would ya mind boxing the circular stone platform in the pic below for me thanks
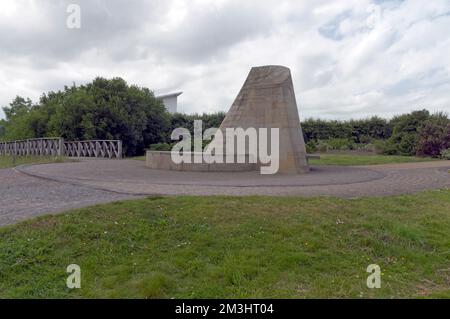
[16,159,450,198]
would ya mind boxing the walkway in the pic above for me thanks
[17,159,450,197]
[2,159,449,226]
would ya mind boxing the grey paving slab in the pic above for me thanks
[17,159,450,198]
[0,167,139,227]
[3,159,449,227]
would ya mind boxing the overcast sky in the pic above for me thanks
[1,0,449,120]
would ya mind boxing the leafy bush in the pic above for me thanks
[169,112,225,140]
[415,112,450,157]
[148,143,172,151]
[309,138,387,154]
[361,143,377,153]
[383,110,431,156]
[302,116,391,143]
[314,138,355,152]
[0,120,5,140]
[1,78,170,156]
[441,148,450,160]
[371,139,387,154]
[305,140,317,153]
[326,138,355,151]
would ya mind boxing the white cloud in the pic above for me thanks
[0,0,449,120]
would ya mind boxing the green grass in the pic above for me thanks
[133,153,440,166]
[0,155,66,169]
[1,190,449,298]
[309,154,440,166]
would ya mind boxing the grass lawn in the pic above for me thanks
[132,155,146,161]
[132,154,440,166]
[1,190,449,298]
[309,153,439,166]
[0,155,65,169]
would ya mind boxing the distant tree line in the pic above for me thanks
[301,116,392,143]
[302,110,450,158]
[0,77,448,158]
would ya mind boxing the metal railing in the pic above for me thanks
[63,140,122,159]
[0,138,63,157]
[0,138,122,159]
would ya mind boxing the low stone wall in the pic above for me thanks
[146,151,257,172]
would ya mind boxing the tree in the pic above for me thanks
[1,96,35,140]
[0,119,6,140]
[384,109,431,155]
[0,78,171,156]
[43,77,170,156]
[2,96,32,121]
[415,112,450,157]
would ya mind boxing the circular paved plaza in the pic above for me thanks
[17,159,450,197]
[2,158,449,226]
[0,167,137,226]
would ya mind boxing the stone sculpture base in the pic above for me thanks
[146,65,309,174]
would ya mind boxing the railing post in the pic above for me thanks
[13,141,17,165]
[58,138,64,157]
[117,140,122,159]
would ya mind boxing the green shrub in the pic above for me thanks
[315,140,328,152]
[361,143,377,153]
[358,135,372,144]
[383,110,431,156]
[149,143,172,151]
[371,139,387,154]
[440,148,450,160]
[416,112,450,157]
[301,116,391,143]
[312,139,383,154]
[1,80,170,156]
[314,138,355,152]
[327,138,355,151]
[305,140,317,153]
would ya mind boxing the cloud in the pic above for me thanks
[0,0,449,120]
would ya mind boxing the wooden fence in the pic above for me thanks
[0,138,122,159]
